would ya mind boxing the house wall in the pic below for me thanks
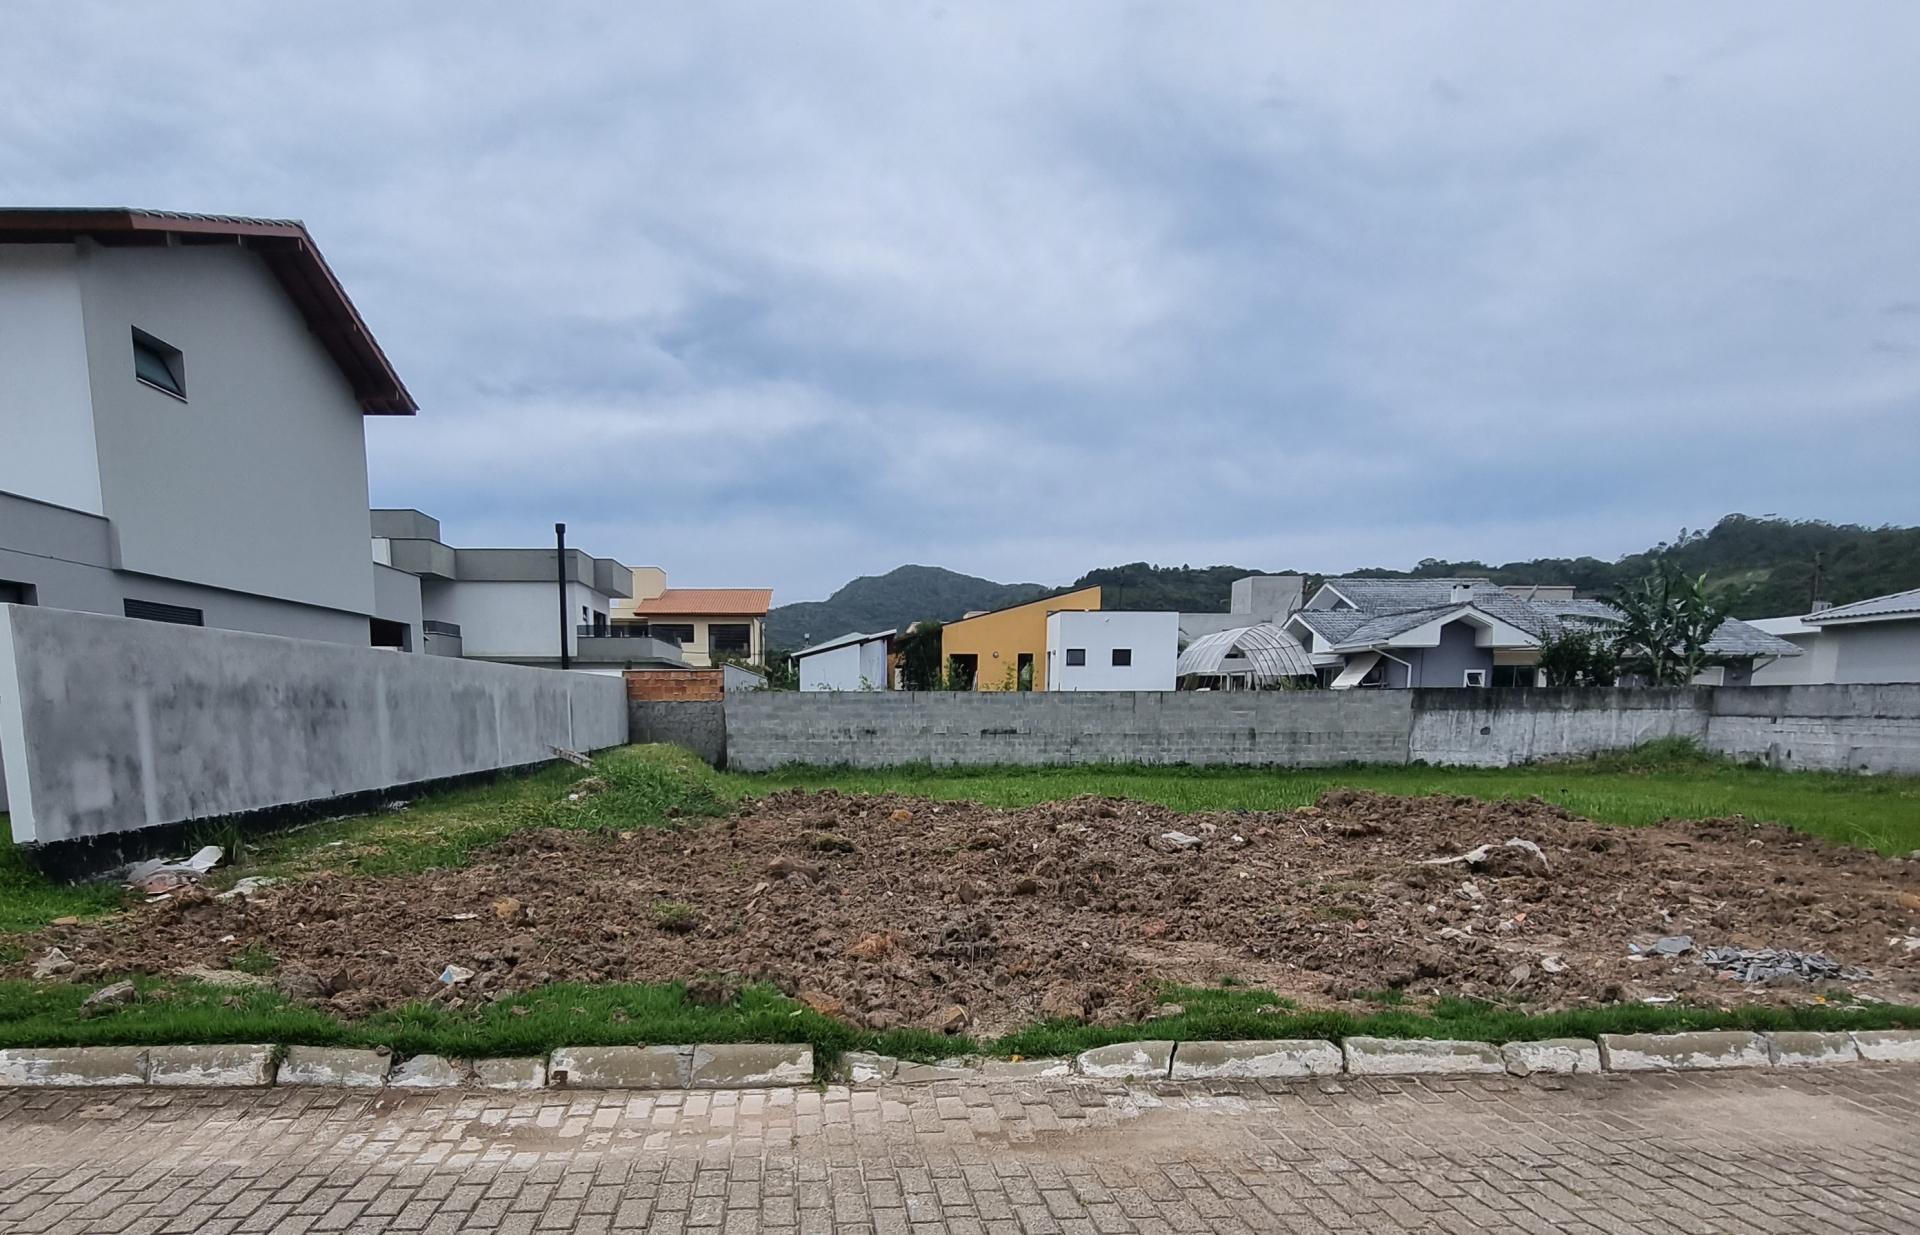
[372,563,424,648]
[1827,622,1920,684]
[0,246,103,515]
[0,604,626,844]
[422,579,611,661]
[1405,620,1493,687]
[74,243,377,618]
[798,640,885,691]
[1751,632,1827,685]
[1045,611,1178,691]
[942,586,1100,691]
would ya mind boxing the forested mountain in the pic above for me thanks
[765,566,1045,650]
[767,516,1920,649]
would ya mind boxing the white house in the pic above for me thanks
[1750,588,1920,685]
[795,630,892,691]
[1045,611,1178,691]
[372,509,682,670]
[0,207,422,646]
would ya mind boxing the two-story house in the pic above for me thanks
[1,207,423,645]
[611,569,772,667]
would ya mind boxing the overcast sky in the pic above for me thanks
[6,4,1917,602]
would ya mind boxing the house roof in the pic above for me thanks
[628,588,774,617]
[942,585,1102,627]
[1530,599,1802,659]
[1802,586,1920,626]
[1289,609,1371,643]
[794,629,892,658]
[0,207,415,415]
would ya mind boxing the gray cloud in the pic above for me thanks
[4,2,1915,600]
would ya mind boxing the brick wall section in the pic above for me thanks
[615,684,1920,774]
[626,669,724,702]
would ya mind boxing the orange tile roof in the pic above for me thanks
[629,588,773,617]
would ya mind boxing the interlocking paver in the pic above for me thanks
[0,1069,1916,1233]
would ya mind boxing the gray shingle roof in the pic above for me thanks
[1531,600,1801,658]
[1803,587,1920,625]
[1290,609,1371,642]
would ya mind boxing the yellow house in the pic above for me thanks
[940,586,1101,691]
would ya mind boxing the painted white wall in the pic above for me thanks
[798,637,887,691]
[1046,611,1179,691]
[0,246,103,514]
[1829,622,1920,683]
[75,243,376,616]
[422,579,611,660]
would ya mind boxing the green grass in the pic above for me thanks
[729,739,1920,855]
[1,976,1913,1071]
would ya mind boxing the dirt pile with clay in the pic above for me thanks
[20,789,1920,1036]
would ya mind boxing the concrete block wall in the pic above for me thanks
[1407,687,1711,767]
[722,690,1413,772]
[0,605,627,844]
[630,700,727,768]
[1705,684,1920,774]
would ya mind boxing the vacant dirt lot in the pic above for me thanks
[22,789,1920,1035]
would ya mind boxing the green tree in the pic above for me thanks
[1608,565,1730,686]
[1536,630,1619,688]
[894,621,946,690]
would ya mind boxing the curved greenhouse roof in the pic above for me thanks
[1176,623,1314,682]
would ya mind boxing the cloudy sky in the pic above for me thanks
[6,4,1917,602]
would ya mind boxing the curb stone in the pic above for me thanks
[1501,1039,1603,1076]
[279,1046,392,1088]
[1170,1040,1341,1080]
[1851,1030,1920,1063]
[1075,1041,1175,1080]
[146,1045,276,1087]
[1344,1037,1504,1076]
[0,1047,148,1087]
[1598,1031,1769,1072]
[3,1033,1916,1090]
[1767,1032,1859,1067]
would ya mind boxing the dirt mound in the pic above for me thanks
[19,790,1920,1035]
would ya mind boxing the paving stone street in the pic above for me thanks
[2,1068,1918,1234]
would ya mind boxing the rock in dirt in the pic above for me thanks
[685,977,738,1007]
[274,966,332,1002]
[929,1004,971,1034]
[1040,985,1088,1022]
[796,989,844,1018]
[767,856,821,883]
[805,831,856,853]
[1160,831,1203,850]
[492,897,524,921]
[848,932,895,960]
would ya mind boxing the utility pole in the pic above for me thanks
[556,522,571,670]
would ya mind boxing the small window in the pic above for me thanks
[1065,648,1086,666]
[124,598,203,626]
[1463,669,1488,687]
[709,623,751,655]
[131,328,185,399]
[1111,648,1132,667]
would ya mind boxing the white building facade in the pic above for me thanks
[795,631,891,691]
[1045,611,1179,691]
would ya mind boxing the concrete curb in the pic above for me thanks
[0,1031,1915,1090]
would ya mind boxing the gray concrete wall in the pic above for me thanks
[723,690,1414,771]
[1705,683,1920,774]
[1407,687,1711,766]
[629,701,728,767]
[0,605,626,844]
[700,684,1920,774]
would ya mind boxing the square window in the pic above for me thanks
[1111,648,1132,667]
[1065,648,1086,666]
[131,328,185,399]
[1463,669,1488,687]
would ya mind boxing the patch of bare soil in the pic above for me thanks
[18,790,1920,1036]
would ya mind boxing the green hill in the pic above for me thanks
[766,566,1046,650]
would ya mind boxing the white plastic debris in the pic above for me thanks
[1419,838,1548,871]
[438,964,475,985]
[216,876,280,902]
[1160,831,1203,849]
[124,846,225,893]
